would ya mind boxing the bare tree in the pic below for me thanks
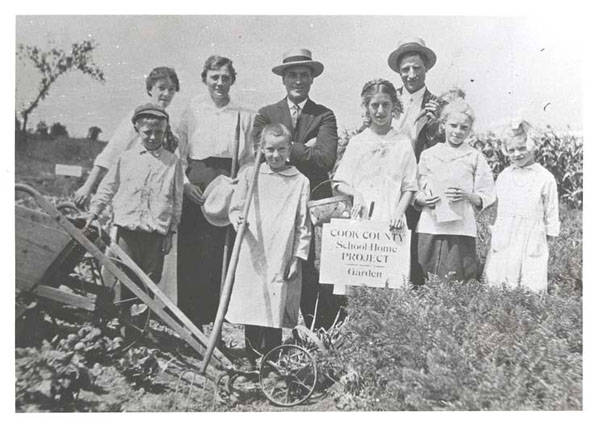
[16,39,105,133]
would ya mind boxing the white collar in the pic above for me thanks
[399,85,427,103]
[287,97,308,111]
[512,162,539,171]
[259,162,300,176]
[138,141,164,156]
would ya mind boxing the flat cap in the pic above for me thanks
[131,103,169,124]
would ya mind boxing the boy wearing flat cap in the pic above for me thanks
[88,103,184,296]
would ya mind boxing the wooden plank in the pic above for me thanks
[34,285,96,311]
[109,244,231,368]
[15,207,71,291]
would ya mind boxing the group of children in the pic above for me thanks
[412,99,559,290]
[83,66,560,358]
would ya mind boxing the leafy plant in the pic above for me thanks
[324,280,582,411]
[16,343,93,409]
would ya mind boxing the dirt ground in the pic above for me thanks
[15,302,339,412]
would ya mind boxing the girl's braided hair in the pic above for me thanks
[359,78,402,129]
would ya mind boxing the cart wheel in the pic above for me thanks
[226,370,260,398]
[259,344,317,407]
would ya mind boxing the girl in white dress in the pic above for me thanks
[333,79,418,294]
[483,120,560,292]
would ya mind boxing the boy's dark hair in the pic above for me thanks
[201,55,237,85]
[145,67,180,95]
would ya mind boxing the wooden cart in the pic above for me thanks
[15,183,318,407]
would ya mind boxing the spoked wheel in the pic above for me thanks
[226,370,261,398]
[259,344,317,407]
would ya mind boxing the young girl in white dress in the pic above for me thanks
[333,79,418,294]
[483,120,560,292]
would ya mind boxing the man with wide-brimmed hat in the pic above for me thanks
[388,37,444,286]
[251,48,342,340]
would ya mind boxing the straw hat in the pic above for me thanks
[272,48,324,77]
[387,37,437,72]
[201,175,236,227]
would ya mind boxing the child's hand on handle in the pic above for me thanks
[183,183,205,206]
[233,214,248,231]
[73,184,93,208]
[84,212,97,231]
[445,187,482,208]
[285,257,301,280]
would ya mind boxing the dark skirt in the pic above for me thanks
[417,233,480,283]
[300,236,347,330]
[177,157,232,326]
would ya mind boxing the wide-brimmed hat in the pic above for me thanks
[387,37,437,72]
[272,48,324,78]
[201,175,236,227]
[131,103,169,124]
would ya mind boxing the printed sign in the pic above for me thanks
[319,219,410,288]
[55,164,83,177]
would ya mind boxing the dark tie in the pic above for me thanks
[291,104,300,129]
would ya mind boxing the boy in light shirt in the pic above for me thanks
[88,103,184,297]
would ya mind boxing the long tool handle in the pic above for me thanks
[200,149,262,374]
[220,112,241,292]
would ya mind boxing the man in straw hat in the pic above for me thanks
[388,37,444,286]
[252,48,343,332]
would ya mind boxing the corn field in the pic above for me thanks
[471,129,583,209]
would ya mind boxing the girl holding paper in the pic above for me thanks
[332,79,418,293]
[414,99,495,282]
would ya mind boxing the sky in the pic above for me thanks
[15,15,583,139]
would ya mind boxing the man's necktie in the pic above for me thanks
[291,104,300,129]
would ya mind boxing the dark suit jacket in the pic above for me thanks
[252,98,338,200]
[400,87,445,230]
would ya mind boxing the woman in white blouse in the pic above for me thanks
[175,55,256,328]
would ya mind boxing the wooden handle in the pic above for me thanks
[220,112,242,292]
[200,150,262,373]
